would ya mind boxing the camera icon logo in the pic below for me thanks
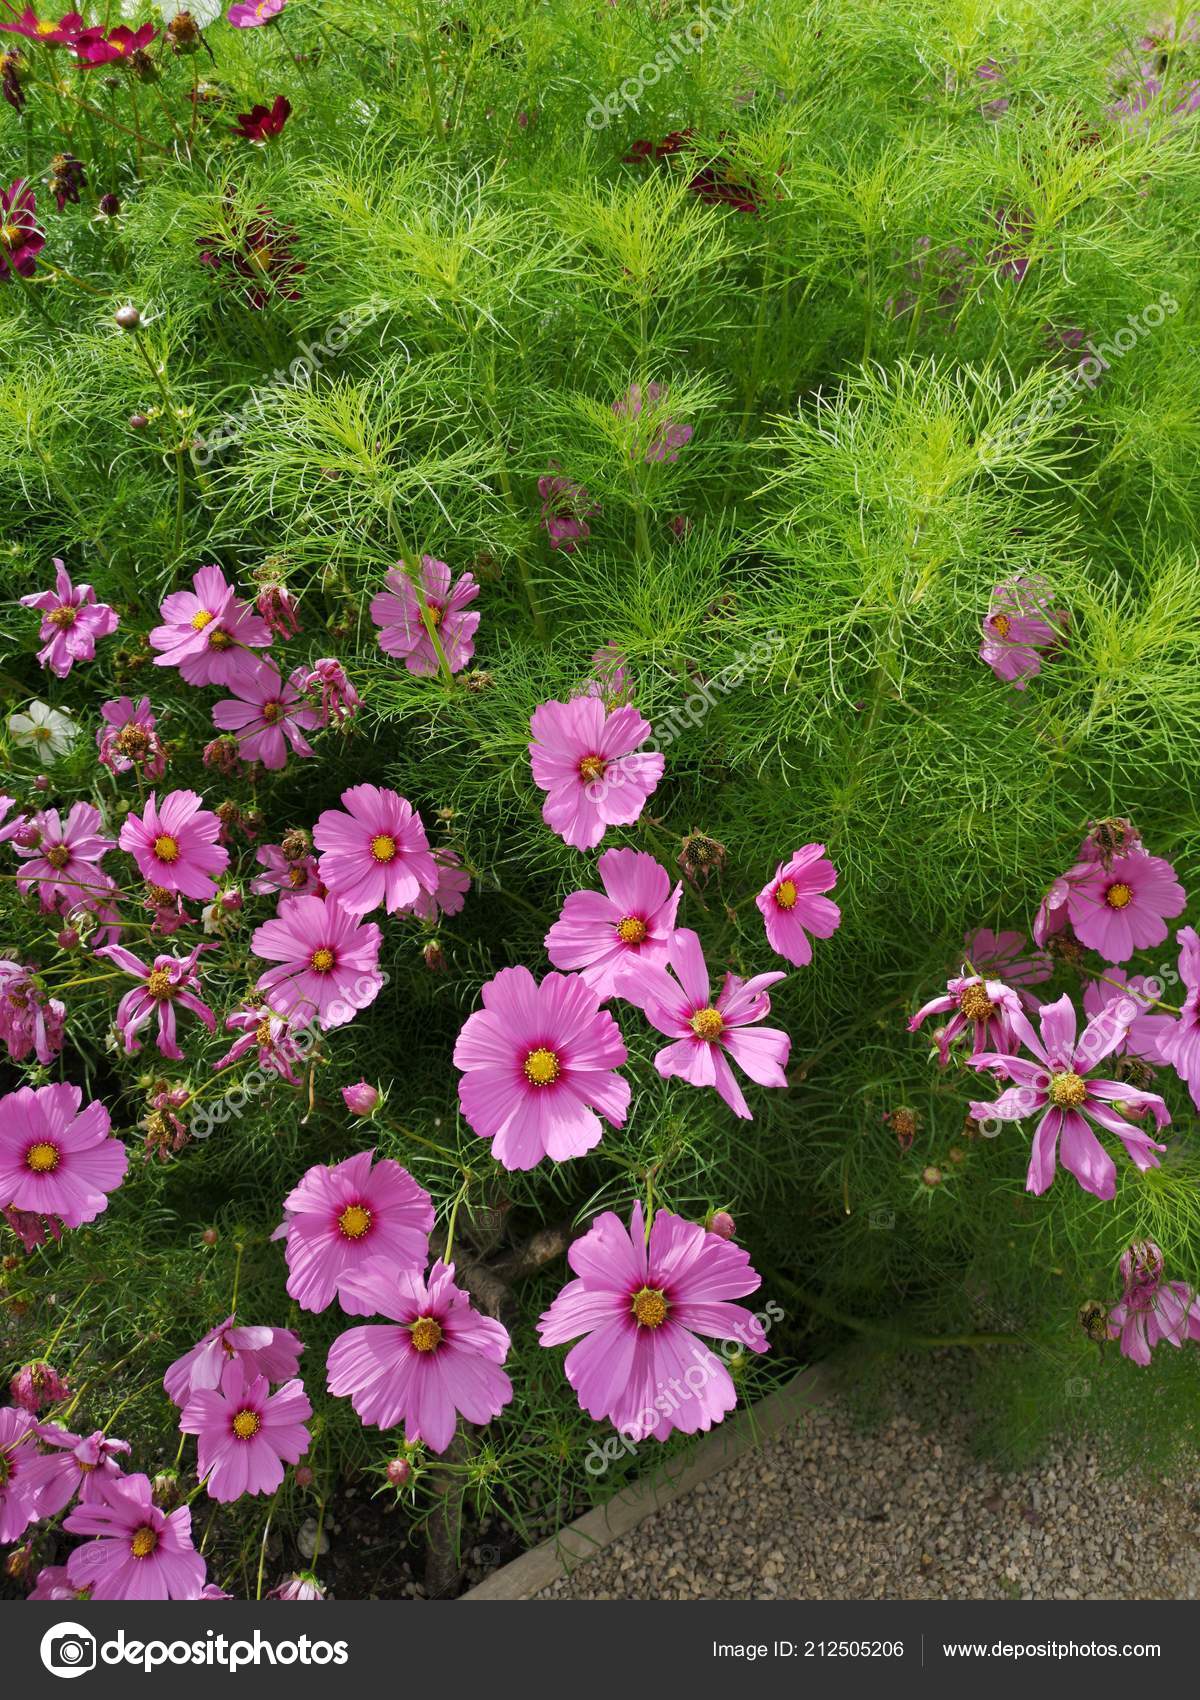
[40,1623,97,1679]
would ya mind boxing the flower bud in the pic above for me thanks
[386,1458,411,1487]
[130,413,150,429]
[920,1165,943,1188]
[294,1464,314,1488]
[114,304,142,331]
[201,1227,218,1246]
[708,1210,736,1240]
[341,1080,379,1117]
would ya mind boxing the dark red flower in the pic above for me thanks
[0,47,23,109]
[622,129,694,163]
[47,151,85,212]
[0,177,43,279]
[197,199,304,309]
[232,94,291,142]
[688,159,764,215]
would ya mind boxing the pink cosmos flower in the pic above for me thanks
[538,468,599,552]
[228,0,286,25]
[64,1471,206,1600]
[326,1259,513,1452]
[537,1202,768,1443]
[965,926,1052,999]
[1064,848,1186,962]
[453,965,631,1169]
[1107,1241,1200,1366]
[97,940,215,1059]
[0,1082,127,1228]
[1156,925,1200,1111]
[612,381,694,462]
[251,842,324,898]
[0,960,65,1065]
[529,696,665,851]
[272,1150,434,1314]
[268,1572,326,1600]
[576,641,633,707]
[968,992,1169,1199]
[10,1360,69,1412]
[73,21,156,65]
[119,789,229,900]
[369,556,481,676]
[180,1360,312,1502]
[756,844,841,968]
[211,661,321,770]
[1081,969,1173,1064]
[545,847,682,997]
[979,575,1067,688]
[251,896,383,1030]
[97,695,166,779]
[909,973,1023,1065]
[21,559,118,677]
[617,929,789,1120]
[407,848,470,921]
[12,801,113,909]
[313,786,438,916]
[149,564,271,690]
[30,1426,130,1515]
[28,1564,85,1601]
[164,1315,304,1407]
[0,1407,43,1544]
[215,1001,307,1085]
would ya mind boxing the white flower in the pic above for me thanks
[8,701,78,762]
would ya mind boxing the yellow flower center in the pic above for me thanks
[191,609,214,631]
[208,628,232,650]
[616,915,647,945]
[310,947,335,972]
[287,867,307,887]
[36,20,59,35]
[1049,1070,1087,1108]
[232,1409,261,1440]
[578,754,606,783]
[0,221,22,249]
[153,834,180,863]
[959,982,997,1022]
[256,1017,273,1046]
[425,601,443,628]
[26,1142,60,1173]
[370,834,397,863]
[1106,882,1133,909]
[774,878,797,911]
[115,724,150,758]
[631,1287,668,1329]
[338,1203,372,1240]
[523,1047,560,1086]
[410,1316,443,1352]
[991,612,1012,638]
[147,969,174,999]
[47,605,77,628]
[690,1006,724,1041]
[130,1525,158,1559]
[46,843,71,869]
[261,700,282,724]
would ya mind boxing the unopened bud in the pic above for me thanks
[114,304,142,331]
[708,1210,736,1240]
[386,1458,411,1487]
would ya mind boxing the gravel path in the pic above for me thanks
[537,1362,1200,1601]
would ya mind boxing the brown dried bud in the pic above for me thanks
[678,830,727,887]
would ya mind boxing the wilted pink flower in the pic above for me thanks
[12,801,113,909]
[303,657,361,724]
[254,579,301,636]
[756,844,841,968]
[1064,848,1185,962]
[965,927,1052,999]
[211,660,321,771]
[164,1315,304,1408]
[65,1471,206,1600]
[313,786,437,916]
[268,1572,326,1600]
[529,696,664,851]
[618,929,790,1121]
[327,1260,512,1452]
[251,842,324,898]
[29,1426,130,1515]
[97,940,216,1060]
[406,848,470,922]
[149,564,272,690]
[968,992,1169,1199]
[545,847,681,998]
[97,696,166,779]
[576,641,633,707]
[370,557,480,676]
[1108,1241,1200,1366]
[119,789,229,899]
[0,1407,43,1544]
[252,895,382,1030]
[272,1150,434,1313]
[3,1204,64,1254]
[979,576,1067,688]
[0,960,65,1065]
[538,468,599,552]
[215,1001,307,1085]
[180,1360,312,1502]
[909,973,1023,1066]
[9,1360,69,1413]
[537,1203,767,1442]
[1156,925,1200,1110]
[0,1081,127,1228]
[454,965,630,1169]
[21,559,118,677]
[1081,969,1173,1064]
[612,381,693,462]
[341,1080,379,1116]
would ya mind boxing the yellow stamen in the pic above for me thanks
[1106,883,1133,909]
[959,982,996,1022]
[232,1409,261,1440]
[631,1287,668,1329]
[207,628,232,650]
[310,947,335,972]
[338,1203,371,1240]
[991,612,1012,638]
[523,1047,560,1086]
[370,834,397,863]
[47,605,77,628]
[261,700,282,724]
[690,1006,723,1041]
[190,609,214,631]
[425,601,443,628]
[1049,1071,1087,1108]
[26,1142,60,1173]
[130,1525,158,1559]
[153,834,180,864]
[147,969,174,999]
[578,754,606,783]
[410,1316,442,1352]
[45,844,71,869]
[774,879,797,911]
[616,915,647,945]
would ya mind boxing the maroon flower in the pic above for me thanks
[1,48,23,110]
[0,178,43,280]
[232,94,291,142]
[688,159,764,215]
[47,152,85,212]
[622,129,694,163]
[197,198,304,309]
